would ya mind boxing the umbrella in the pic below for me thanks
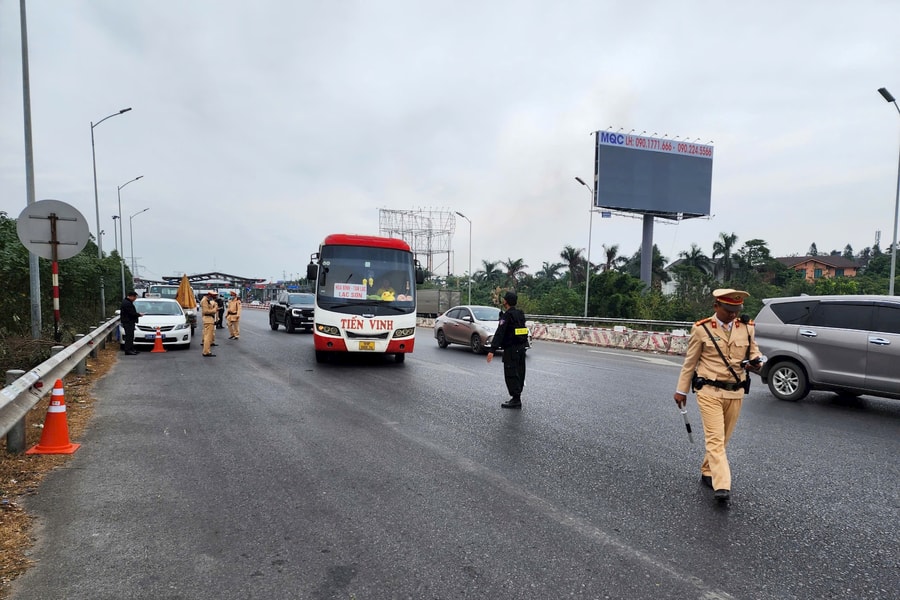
[174,274,196,310]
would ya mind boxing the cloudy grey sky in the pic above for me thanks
[2,0,899,283]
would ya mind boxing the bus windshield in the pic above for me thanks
[148,285,179,300]
[315,245,416,314]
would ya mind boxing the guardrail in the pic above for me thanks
[417,314,695,355]
[1,316,120,453]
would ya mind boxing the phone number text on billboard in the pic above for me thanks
[598,131,713,159]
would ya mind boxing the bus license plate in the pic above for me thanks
[358,341,375,351]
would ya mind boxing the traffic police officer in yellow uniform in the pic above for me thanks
[674,289,764,503]
[200,290,219,357]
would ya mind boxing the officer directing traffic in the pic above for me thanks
[487,290,529,409]
[674,288,765,504]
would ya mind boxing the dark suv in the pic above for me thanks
[754,295,900,402]
[269,292,315,333]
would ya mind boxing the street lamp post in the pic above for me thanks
[878,87,900,296]
[454,211,472,304]
[117,175,143,298]
[129,207,150,277]
[111,216,120,297]
[575,176,595,317]
[91,107,132,317]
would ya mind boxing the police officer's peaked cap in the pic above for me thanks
[713,288,749,312]
[503,290,518,305]
[208,290,218,295]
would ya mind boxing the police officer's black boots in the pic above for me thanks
[501,396,522,409]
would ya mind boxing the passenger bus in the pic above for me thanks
[306,234,424,363]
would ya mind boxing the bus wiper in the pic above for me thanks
[344,273,354,283]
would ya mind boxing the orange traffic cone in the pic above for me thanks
[26,379,80,455]
[151,327,166,353]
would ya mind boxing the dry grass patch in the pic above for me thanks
[0,343,118,599]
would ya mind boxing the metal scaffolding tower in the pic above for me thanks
[378,208,456,277]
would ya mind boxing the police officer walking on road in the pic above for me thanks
[487,290,529,409]
[674,289,765,504]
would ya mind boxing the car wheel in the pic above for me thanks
[285,314,295,333]
[269,312,279,330]
[767,361,809,402]
[394,353,406,363]
[436,330,449,348]
[470,333,483,354]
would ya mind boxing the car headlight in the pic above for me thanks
[316,324,340,336]
[393,327,416,338]
[291,309,301,316]
[174,323,189,331]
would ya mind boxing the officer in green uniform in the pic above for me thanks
[487,290,529,409]
[674,289,765,504]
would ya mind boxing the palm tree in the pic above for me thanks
[601,243,626,273]
[536,261,564,280]
[559,245,585,286]
[712,232,739,283]
[474,260,502,285]
[678,243,711,273]
[501,258,529,286]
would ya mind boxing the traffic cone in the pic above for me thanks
[26,379,80,455]
[151,327,166,353]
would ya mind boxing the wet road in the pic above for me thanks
[11,309,899,599]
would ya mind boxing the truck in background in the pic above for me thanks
[415,289,461,318]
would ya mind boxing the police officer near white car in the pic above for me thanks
[674,288,766,504]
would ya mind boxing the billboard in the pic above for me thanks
[593,131,713,219]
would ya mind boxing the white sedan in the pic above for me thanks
[118,298,192,349]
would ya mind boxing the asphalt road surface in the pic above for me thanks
[10,309,899,600]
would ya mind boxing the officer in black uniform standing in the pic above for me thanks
[486,290,529,409]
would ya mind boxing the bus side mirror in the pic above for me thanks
[307,262,317,281]
[415,268,425,285]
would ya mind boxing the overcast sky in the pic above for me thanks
[2,1,899,283]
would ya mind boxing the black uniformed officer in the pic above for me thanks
[487,290,529,409]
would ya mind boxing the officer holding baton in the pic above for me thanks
[674,289,764,504]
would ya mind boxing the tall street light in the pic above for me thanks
[454,211,472,304]
[91,106,132,317]
[878,87,900,296]
[111,216,120,296]
[575,176,595,317]
[129,207,150,277]
[117,175,143,298]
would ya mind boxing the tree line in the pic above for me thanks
[0,210,133,342]
[430,232,899,321]
[2,208,897,345]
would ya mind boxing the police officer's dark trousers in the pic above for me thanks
[502,344,527,400]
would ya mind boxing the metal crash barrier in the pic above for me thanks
[1,317,120,453]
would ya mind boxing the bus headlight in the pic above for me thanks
[393,327,416,338]
[316,324,340,336]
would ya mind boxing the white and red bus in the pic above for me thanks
[306,234,425,363]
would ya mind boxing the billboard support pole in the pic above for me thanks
[640,215,654,289]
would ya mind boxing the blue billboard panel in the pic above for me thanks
[593,132,713,219]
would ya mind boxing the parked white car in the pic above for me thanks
[118,298,192,349]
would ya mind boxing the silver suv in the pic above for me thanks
[753,295,900,401]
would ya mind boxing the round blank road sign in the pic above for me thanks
[16,199,90,260]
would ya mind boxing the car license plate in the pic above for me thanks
[358,341,375,351]
[144,334,155,340]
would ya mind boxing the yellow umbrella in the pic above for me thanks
[174,274,196,310]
